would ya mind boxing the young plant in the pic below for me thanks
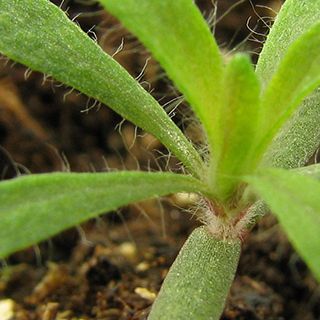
[0,0,320,319]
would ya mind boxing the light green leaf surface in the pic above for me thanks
[256,0,320,85]
[212,54,260,201]
[257,23,320,157]
[293,164,320,180]
[261,90,320,169]
[99,0,224,153]
[247,168,320,281]
[149,227,241,320]
[0,171,208,259]
[0,0,203,177]
[257,0,320,169]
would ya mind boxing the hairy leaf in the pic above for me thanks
[257,0,320,169]
[257,23,320,158]
[212,54,260,201]
[247,169,320,281]
[99,0,224,154]
[149,227,241,320]
[261,90,320,169]
[0,0,203,177]
[293,164,320,180]
[256,0,320,84]
[0,172,208,258]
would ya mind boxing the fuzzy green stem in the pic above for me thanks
[148,227,241,320]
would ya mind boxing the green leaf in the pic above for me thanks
[261,90,320,169]
[256,0,320,85]
[293,164,320,180]
[256,23,320,158]
[0,0,203,177]
[246,168,320,281]
[211,54,260,201]
[99,0,224,155]
[244,162,320,227]
[0,171,208,259]
[256,0,320,169]
[149,227,241,320]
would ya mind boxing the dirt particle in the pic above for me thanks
[42,302,59,320]
[136,262,150,272]
[134,287,156,302]
[118,242,137,260]
[0,299,15,320]
[27,263,70,304]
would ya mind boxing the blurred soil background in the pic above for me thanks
[0,0,319,319]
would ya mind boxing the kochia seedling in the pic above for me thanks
[0,1,320,319]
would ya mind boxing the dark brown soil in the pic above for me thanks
[1,1,319,319]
